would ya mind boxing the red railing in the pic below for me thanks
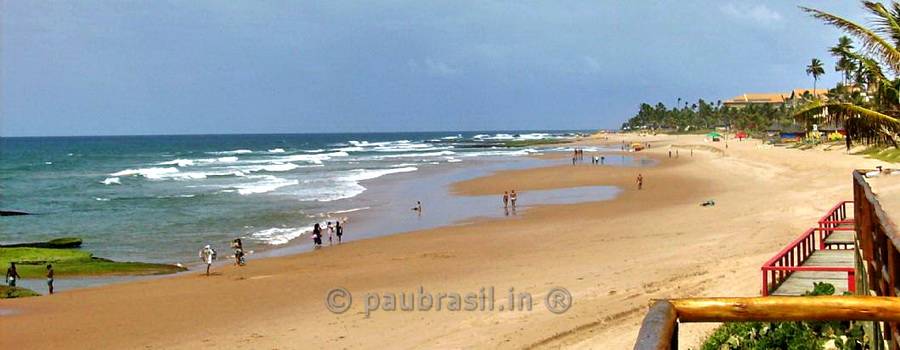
[761,227,856,296]
[817,201,854,249]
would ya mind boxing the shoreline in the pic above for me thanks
[3,133,889,349]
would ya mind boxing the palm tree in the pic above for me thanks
[830,36,857,85]
[806,58,826,92]
[797,1,900,149]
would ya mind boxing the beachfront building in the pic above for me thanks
[722,89,828,109]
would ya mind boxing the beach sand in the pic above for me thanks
[1,134,889,349]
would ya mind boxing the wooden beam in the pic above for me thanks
[633,301,677,350]
[670,296,900,322]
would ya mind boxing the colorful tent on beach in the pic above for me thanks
[735,131,748,140]
[706,132,722,141]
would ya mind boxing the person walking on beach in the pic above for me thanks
[312,223,323,247]
[637,174,644,190]
[600,156,605,165]
[231,238,245,266]
[510,190,518,207]
[199,245,216,276]
[46,264,54,294]
[502,191,509,208]
[6,262,21,287]
[335,221,344,244]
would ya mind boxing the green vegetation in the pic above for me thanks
[0,285,41,299]
[794,1,900,150]
[0,247,186,278]
[700,283,867,350]
[0,237,83,249]
[856,146,900,163]
[502,139,571,147]
[620,98,801,135]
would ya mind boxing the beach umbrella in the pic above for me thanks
[735,131,748,139]
[706,132,722,138]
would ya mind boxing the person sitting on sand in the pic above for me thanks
[6,262,21,287]
[312,223,323,247]
[199,245,216,276]
[510,190,518,207]
[637,174,643,190]
[335,221,344,244]
[46,264,54,294]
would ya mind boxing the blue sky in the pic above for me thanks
[1,1,868,136]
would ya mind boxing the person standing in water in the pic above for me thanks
[6,262,20,287]
[199,245,216,276]
[637,174,644,190]
[46,264,54,294]
[510,190,518,207]
[413,201,422,213]
[335,221,344,244]
[502,191,509,208]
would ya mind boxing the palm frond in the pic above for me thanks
[794,101,900,145]
[863,1,900,48]
[801,6,900,74]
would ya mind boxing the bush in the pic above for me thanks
[699,283,868,350]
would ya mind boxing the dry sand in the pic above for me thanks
[1,134,890,349]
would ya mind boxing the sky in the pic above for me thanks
[0,1,871,137]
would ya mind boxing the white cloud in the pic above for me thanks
[720,3,782,25]
[408,58,460,77]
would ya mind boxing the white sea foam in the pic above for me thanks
[329,207,370,214]
[276,151,349,164]
[208,149,253,155]
[231,175,299,195]
[44,161,53,165]
[94,197,110,201]
[110,167,180,179]
[159,159,195,167]
[446,158,462,163]
[268,148,286,153]
[375,151,455,159]
[101,177,121,185]
[250,226,311,245]
[341,167,418,182]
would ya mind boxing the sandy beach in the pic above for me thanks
[1,133,889,349]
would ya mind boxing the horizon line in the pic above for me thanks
[0,127,605,139]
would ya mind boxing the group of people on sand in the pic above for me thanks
[502,190,519,215]
[6,262,53,295]
[197,237,248,276]
[312,220,344,248]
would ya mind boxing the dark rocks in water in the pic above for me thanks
[0,210,31,216]
[0,237,83,249]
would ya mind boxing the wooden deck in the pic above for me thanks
[771,250,855,296]
[824,230,855,247]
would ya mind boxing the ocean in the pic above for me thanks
[1,131,607,265]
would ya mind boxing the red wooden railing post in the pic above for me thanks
[848,270,856,293]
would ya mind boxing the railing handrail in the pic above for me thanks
[761,227,816,267]
[817,200,853,224]
[634,296,900,350]
[762,265,854,272]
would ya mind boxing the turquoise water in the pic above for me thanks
[1,131,603,264]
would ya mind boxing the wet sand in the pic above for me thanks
[1,133,890,349]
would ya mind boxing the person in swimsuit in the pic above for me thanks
[510,190,518,207]
[327,221,334,245]
[199,245,216,276]
[502,191,509,208]
[637,174,643,190]
[46,264,54,294]
[6,262,20,287]
[335,221,344,244]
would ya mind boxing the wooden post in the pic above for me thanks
[634,301,678,350]
[670,296,900,322]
